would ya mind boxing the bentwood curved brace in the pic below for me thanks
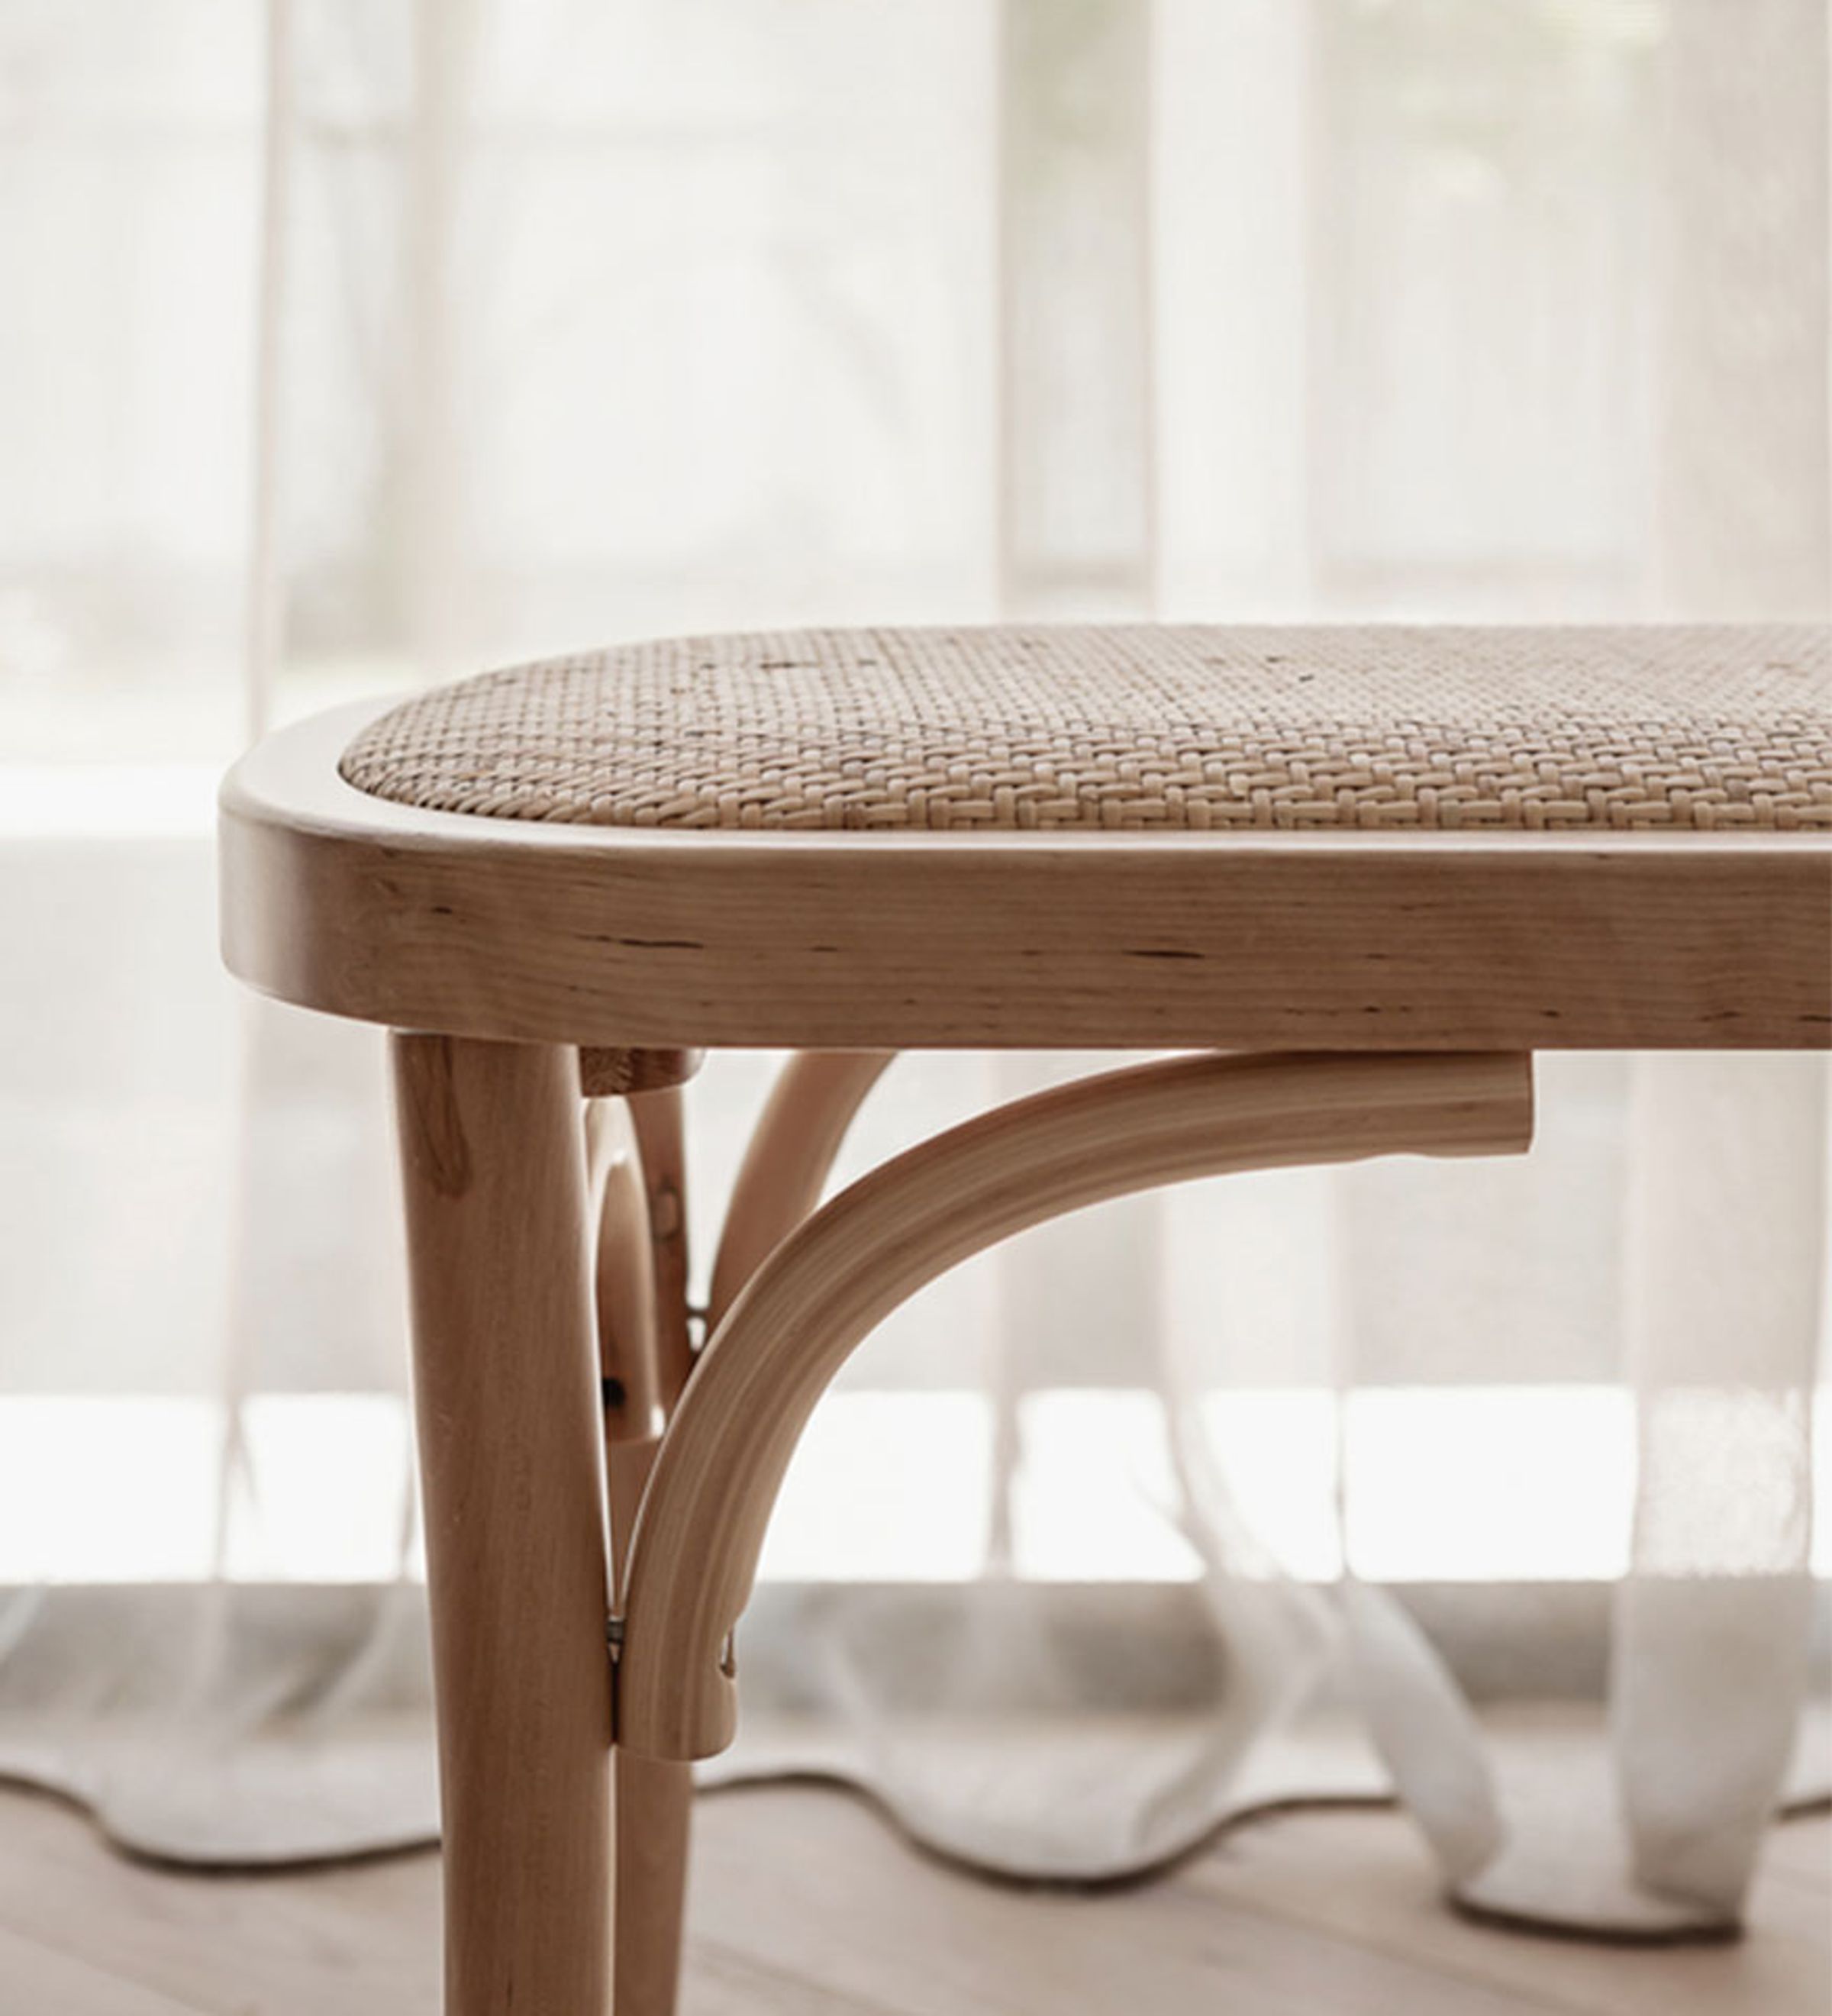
[707,1049,898,1330]
[218,621,1829,2014]
[615,1047,1534,1762]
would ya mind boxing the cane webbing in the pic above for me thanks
[338,624,1830,832]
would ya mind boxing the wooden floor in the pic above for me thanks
[0,1783,1823,2015]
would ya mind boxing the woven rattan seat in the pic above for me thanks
[221,615,1832,2001]
[338,623,1831,834]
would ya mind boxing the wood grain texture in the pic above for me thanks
[0,1784,1820,2016]
[589,1096,665,1554]
[591,1094,693,2014]
[391,1035,613,2015]
[708,1050,896,1328]
[221,703,1832,1053]
[580,1047,704,1098]
[0,1922,198,2016]
[619,1049,1534,1760]
[614,1750,693,2016]
[628,1085,695,1408]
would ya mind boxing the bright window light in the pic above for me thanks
[1340,1386,1635,1584]
[225,1395,421,1584]
[759,1392,992,1582]
[0,1395,418,1585]
[1011,1389,1205,1583]
[0,766,220,837]
[0,1387,1824,1585]
[0,1398,222,1583]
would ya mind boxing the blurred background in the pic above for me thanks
[0,0,1825,1938]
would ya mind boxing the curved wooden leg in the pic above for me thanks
[592,1090,692,2016]
[708,1049,896,1327]
[589,1097,665,1551]
[392,1034,612,2016]
[629,1085,694,1406]
[618,1048,1535,1762]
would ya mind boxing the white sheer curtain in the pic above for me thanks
[0,0,1825,1941]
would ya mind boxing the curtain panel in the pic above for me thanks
[0,0,1825,1939]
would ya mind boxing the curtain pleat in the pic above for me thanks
[0,0,1822,1940]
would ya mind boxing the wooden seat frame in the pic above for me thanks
[220,691,1829,2015]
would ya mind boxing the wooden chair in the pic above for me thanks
[218,622,1830,2014]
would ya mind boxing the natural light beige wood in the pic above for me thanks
[580,1047,703,1098]
[612,1752,692,2016]
[618,1048,1534,1760]
[708,1049,896,1327]
[6,1780,1820,2016]
[589,1093,695,2016]
[627,1085,695,1408]
[391,1034,614,2016]
[216,638,1831,2013]
[220,702,1832,1053]
[589,1097,664,1551]
[0,1919,198,2016]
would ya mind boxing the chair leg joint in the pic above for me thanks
[606,1612,625,1738]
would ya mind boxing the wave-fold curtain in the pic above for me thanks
[0,0,1825,1941]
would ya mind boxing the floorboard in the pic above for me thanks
[0,1785,1821,2015]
